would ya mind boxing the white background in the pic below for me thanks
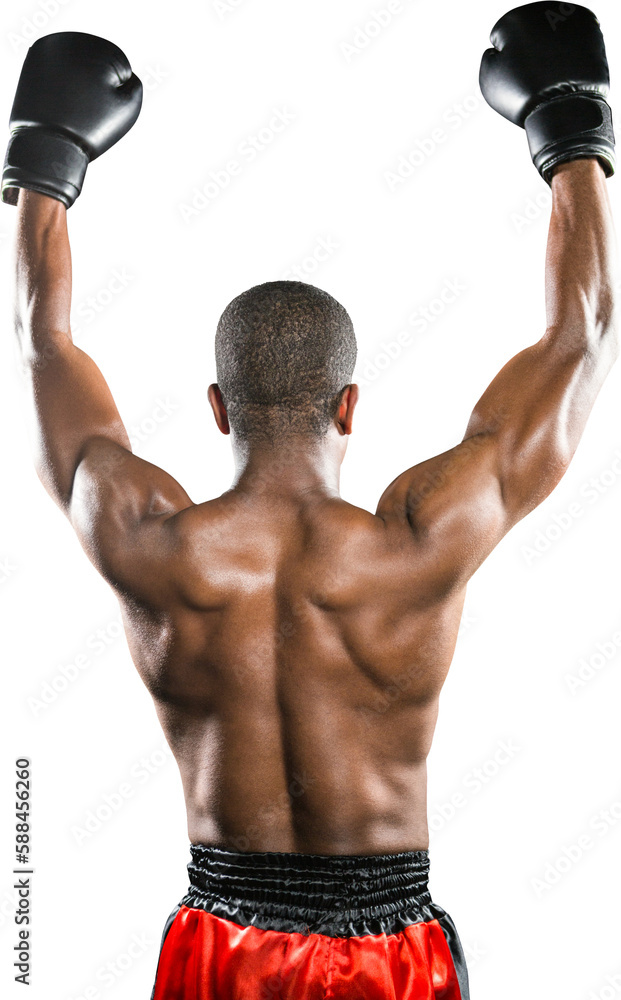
[1,1,621,998]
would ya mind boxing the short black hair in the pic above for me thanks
[215,280,357,441]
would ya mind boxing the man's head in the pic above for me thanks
[210,280,358,446]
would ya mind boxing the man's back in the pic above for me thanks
[119,488,466,853]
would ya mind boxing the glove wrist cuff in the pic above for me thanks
[525,93,615,185]
[1,128,89,208]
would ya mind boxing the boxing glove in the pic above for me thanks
[479,3,615,183]
[2,32,142,208]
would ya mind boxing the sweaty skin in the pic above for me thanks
[12,158,618,854]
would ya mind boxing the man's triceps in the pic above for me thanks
[380,331,609,587]
[469,333,615,525]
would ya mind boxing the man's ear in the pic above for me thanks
[208,383,230,435]
[336,384,359,435]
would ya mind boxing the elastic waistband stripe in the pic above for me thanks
[179,844,440,936]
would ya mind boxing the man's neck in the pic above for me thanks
[230,432,343,500]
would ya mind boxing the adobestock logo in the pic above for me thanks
[510,187,552,234]
[212,0,249,19]
[531,792,621,899]
[128,396,180,451]
[586,971,621,1000]
[66,931,155,998]
[356,278,467,388]
[26,613,124,717]
[339,1,412,63]
[71,267,134,341]
[428,739,521,838]
[280,236,340,281]
[178,108,296,223]
[384,90,484,191]
[0,556,17,585]
[7,0,73,54]
[521,448,621,566]
[71,744,174,847]
[564,626,621,696]
[545,3,579,30]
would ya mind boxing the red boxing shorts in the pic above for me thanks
[151,844,469,999]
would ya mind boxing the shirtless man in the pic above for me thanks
[3,5,618,998]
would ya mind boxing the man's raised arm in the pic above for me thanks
[13,190,191,522]
[6,33,191,597]
[377,3,619,588]
[465,155,618,510]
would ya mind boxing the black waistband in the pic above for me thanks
[180,843,448,937]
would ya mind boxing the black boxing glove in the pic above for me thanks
[479,2,615,183]
[2,32,142,208]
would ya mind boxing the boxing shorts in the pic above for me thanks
[151,843,469,999]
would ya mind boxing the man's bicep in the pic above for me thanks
[464,333,608,522]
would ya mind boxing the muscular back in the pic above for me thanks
[64,292,615,855]
[117,491,467,854]
[14,166,616,856]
